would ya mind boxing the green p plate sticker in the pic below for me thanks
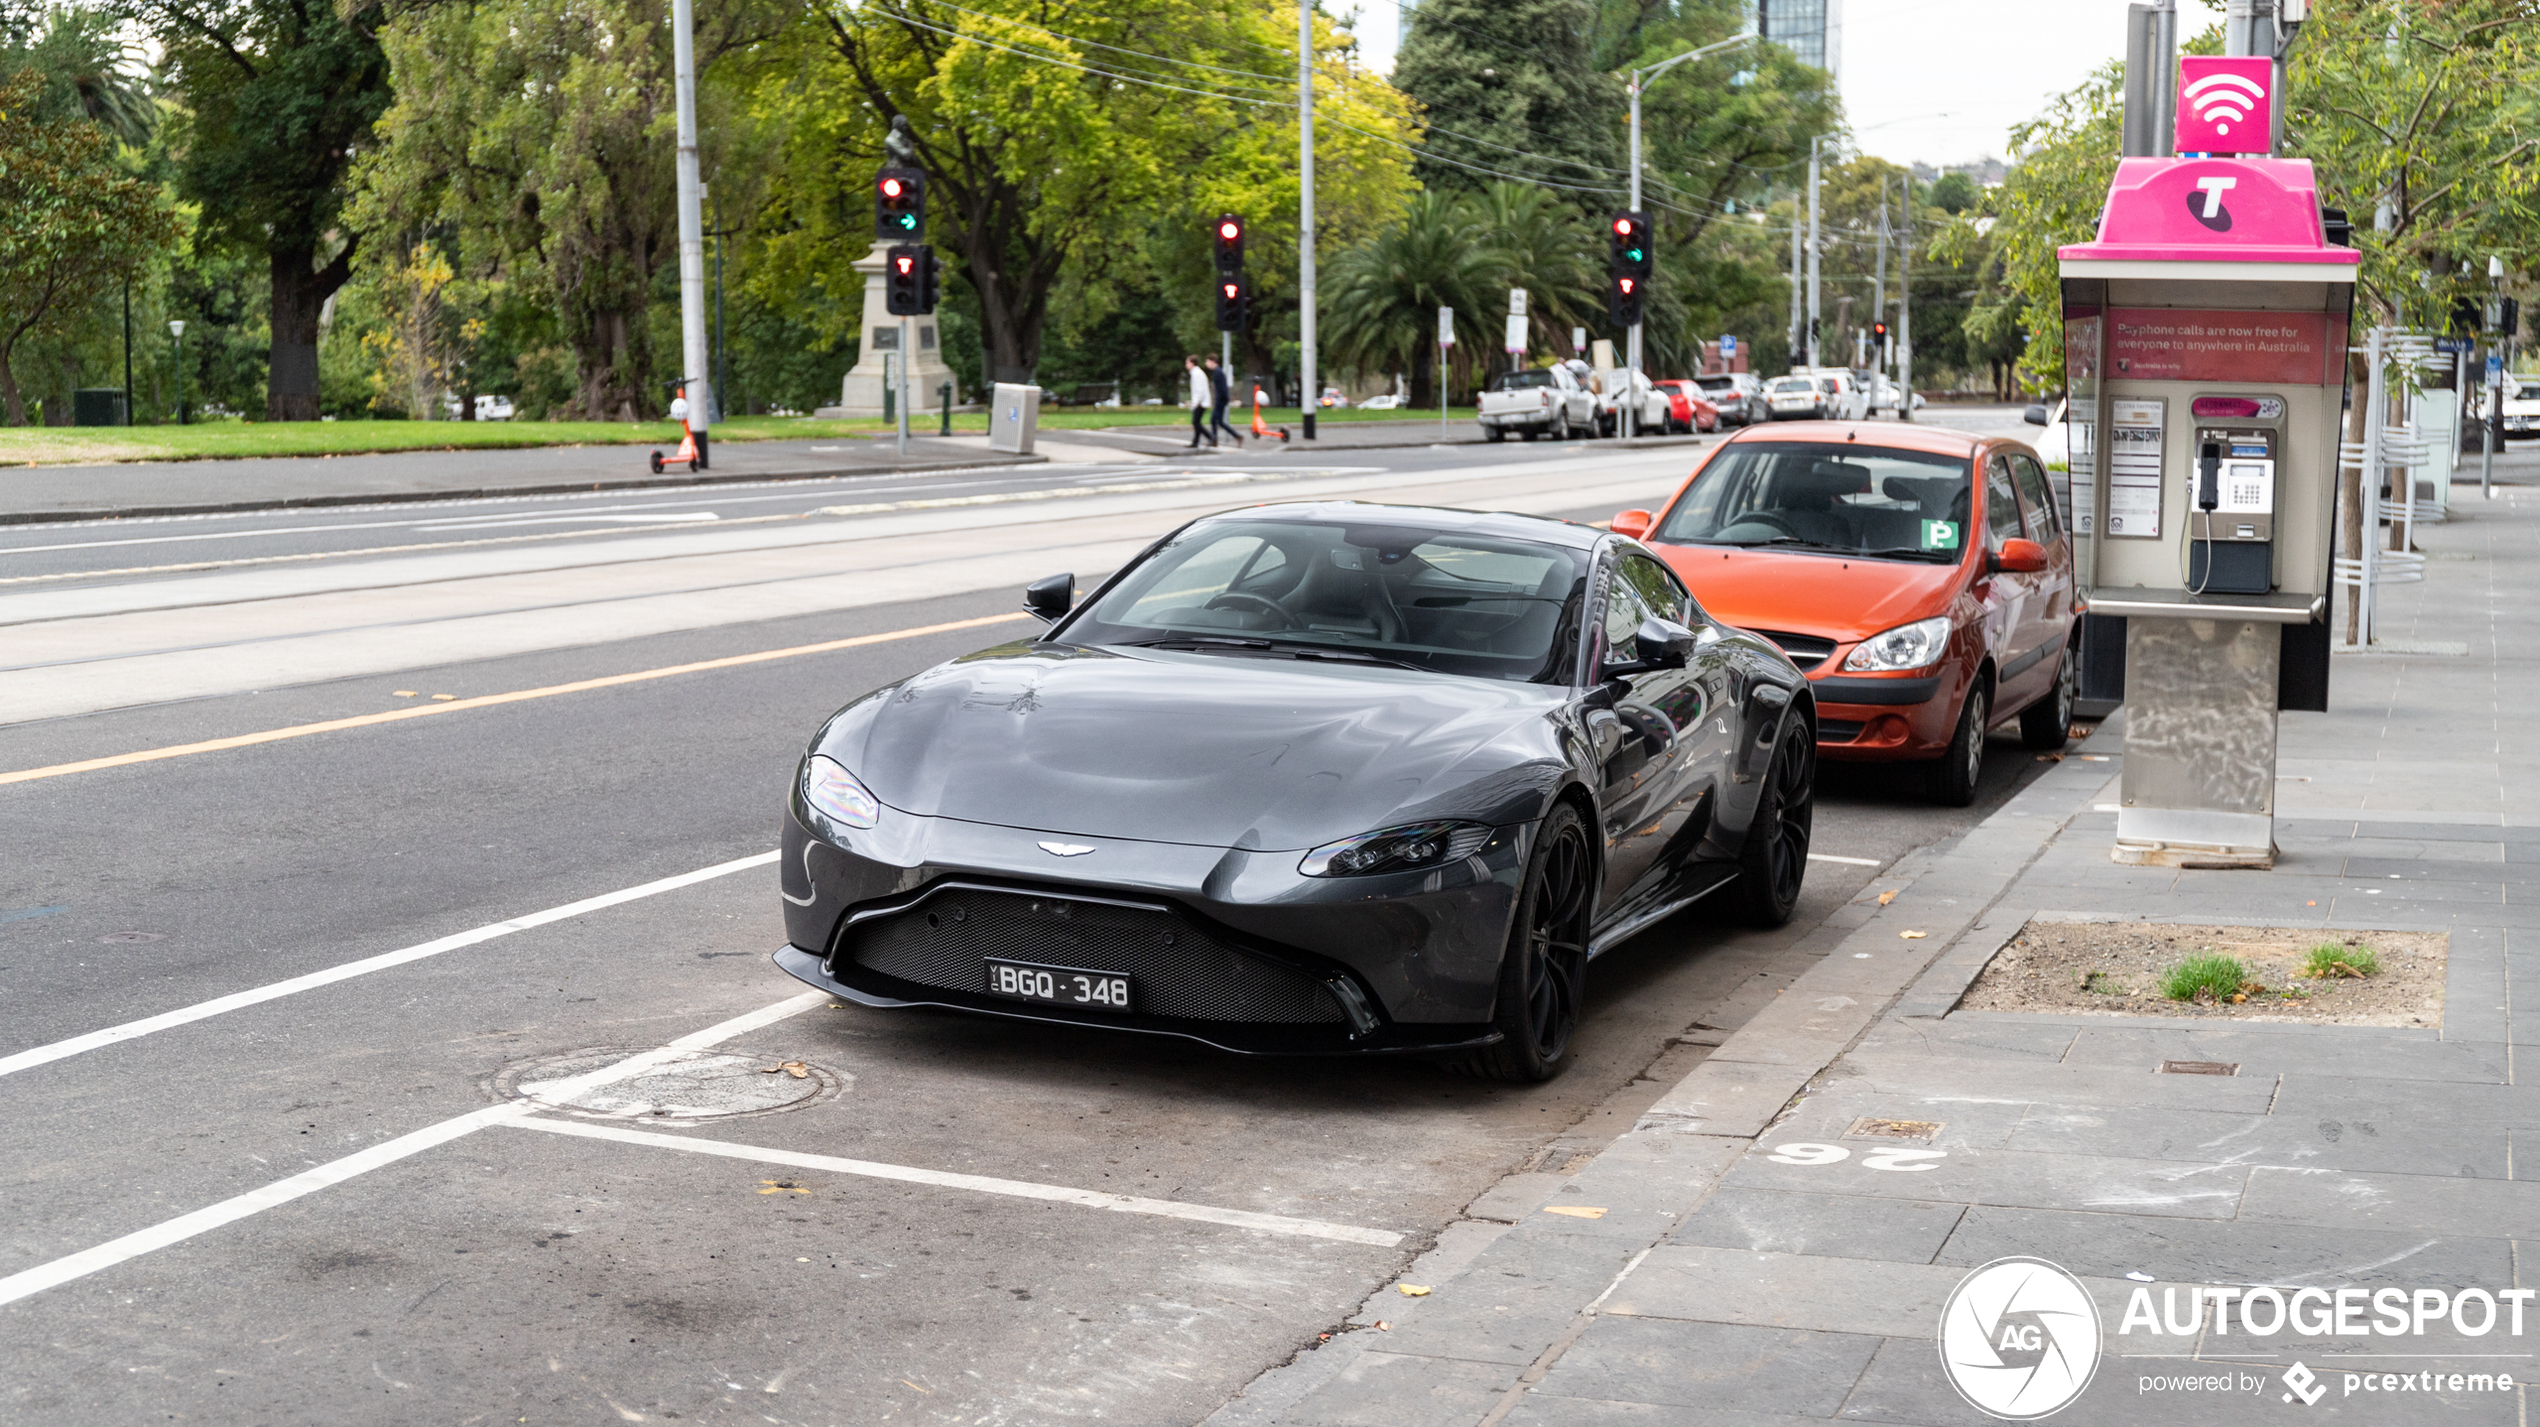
[1920,519,1960,550]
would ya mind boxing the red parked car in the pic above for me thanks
[1611,420,2078,805]
[1652,379,1721,435]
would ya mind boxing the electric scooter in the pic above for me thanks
[649,377,709,474]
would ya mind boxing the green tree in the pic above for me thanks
[1321,190,1508,406]
[140,0,391,420]
[0,70,180,422]
[1392,0,1621,194]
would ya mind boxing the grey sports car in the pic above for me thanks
[775,502,1816,1081]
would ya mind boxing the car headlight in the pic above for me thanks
[1841,616,1952,673]
[799,754,881,829]
[1299,821,1493,878]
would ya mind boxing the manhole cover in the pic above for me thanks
[490,1048,848,1122]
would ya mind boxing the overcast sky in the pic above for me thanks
[1349,0,2163,172]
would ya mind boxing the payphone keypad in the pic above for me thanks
[2193,426,2276,542]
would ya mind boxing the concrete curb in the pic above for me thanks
[1205,736,2126,1427]
[0,454,1053,526]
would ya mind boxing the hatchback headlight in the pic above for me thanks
[1841,616,1952,673]
[799,754,881,830]
[1299,821,1492,878]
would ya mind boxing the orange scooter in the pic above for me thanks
[649,377,710,474]
[1250,384,1290,442]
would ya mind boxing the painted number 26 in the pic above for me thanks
[1766,1142,1948,1172]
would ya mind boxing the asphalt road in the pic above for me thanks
[0,434,2060,1425]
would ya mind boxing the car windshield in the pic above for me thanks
[2516,383,2540,401]
[1768,377,1817,394]
[1651,442,1975,563]
[1696,378,1735,392]
[1498,370,1556,390]
[1064,518,1589,683]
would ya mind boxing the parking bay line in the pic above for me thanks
[0,850,779,1080]
[0,610,1027,787]
[502,1117,1405,1249]
[0,991,831,1309]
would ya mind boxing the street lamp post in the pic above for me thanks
[1298,0,1317,439]
[169,319,186,425]
[1624,33,1754,437]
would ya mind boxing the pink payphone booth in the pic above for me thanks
[2058,56,2357,868]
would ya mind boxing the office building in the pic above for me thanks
[1755,0,1840,79]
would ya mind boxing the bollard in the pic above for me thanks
[940,381,952,436]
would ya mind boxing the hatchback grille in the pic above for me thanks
[1752,630,1838,671]
[841,886,1347,1024]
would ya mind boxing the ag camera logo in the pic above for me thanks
[1939,1257,2103,1419]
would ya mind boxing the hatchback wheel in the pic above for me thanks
[1457,806,1591,1083]
[2020,647,2077,751]
[1927,681,1989,807]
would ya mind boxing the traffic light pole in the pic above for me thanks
[1622,34,1753,441]
[898,317,912,455]
[1806,134,1826,370]
[1898,199,1915,424]
[670,0,711,457]
[1297,2,1316,440]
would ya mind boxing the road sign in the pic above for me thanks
[2435,335,2474,355]
[2489,354,2506,381]
[1572,326,1587,354]
[1437,307,1454,346]
[1509,288,1528,317]
[1720,334,1739,359]
[1504,314,1529,355]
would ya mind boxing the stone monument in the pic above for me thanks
[822,242,961,417]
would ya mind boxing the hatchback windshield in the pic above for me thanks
[1651,442,1976,562]
[1065,518,1589,683]
[1498,370,1557,390]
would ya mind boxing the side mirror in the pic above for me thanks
[1605,617,1698,677]
[1992,538,2049,574]
[1024,572,1075,622]
[1610,508,1653,539]
[2022,403,2050,426]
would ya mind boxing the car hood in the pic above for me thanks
[831,643,1569,850]
[1656,544,1968,643]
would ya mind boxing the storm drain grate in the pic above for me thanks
[1845,1117,1943,1142]
[2160,1060,2241,1076]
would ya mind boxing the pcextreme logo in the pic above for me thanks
[1939,1258,2103,1420]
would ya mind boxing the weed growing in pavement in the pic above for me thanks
[2161,953,2250,1003]
[2301,942,2382,979]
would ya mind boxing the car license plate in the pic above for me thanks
[984,959,1133,1013]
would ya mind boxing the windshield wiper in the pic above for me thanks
[1270,644,1425,670]
[1719,535,1852,552]
[1128,635,1276,652]
[1852,545,1959,562]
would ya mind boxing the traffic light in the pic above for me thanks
[1607,211,1652,327]
[1607,273,1643,328]
[919,248,942,313]
[1872,320,1890,343]
[874,167,925,239]
[1212,214,1245,274]
[886,245,926,315]
[1216,274,1248,332]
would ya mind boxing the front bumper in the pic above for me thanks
[776,805,1526,1055]
[1806,671,1962,760]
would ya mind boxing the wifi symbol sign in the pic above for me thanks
[2176,57,2274,154]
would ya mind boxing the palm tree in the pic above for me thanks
[1468,182,1597,360]
[1321,191,1509,408]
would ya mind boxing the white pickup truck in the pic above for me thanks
[1478,365,1596,442]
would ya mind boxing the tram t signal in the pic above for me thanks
[1216,275,1247,332]
[875,167,926,239]
[886,244,938,316]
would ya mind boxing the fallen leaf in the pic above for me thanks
[759,1060,810,1078]
[1543,1205,1608,1219]
[1877,890,1898,906]
[2035,753,2063,762]
[1374,1321,1391,1331]
[1396,1284,1431,1297]
[1900,930,1928,940]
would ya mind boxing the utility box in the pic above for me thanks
[988,382,1040,455]
[2059,144,2358,867]
[73,389,127,426]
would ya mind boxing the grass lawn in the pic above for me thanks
[0,404,1445,466]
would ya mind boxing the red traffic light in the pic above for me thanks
[1618,277,1636,294]
[1222,282,1239,298]
[880,177,904,198]
[1218,220,1241,240]
[894,255,915,275]
[1613,217,1637,237]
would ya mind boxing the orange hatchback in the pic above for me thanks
[1612,420,2076,805]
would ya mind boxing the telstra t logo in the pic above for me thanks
[2186,176,2238,233]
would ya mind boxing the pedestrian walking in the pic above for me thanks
[1186,355,1213,448]
[1205,355,1244,447]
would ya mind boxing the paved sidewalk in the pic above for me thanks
[0,435,1044,524]
[1213,485,2540,1425]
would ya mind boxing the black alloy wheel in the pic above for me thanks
[1734,718,1816,927]
[1928,680,1989,807]
[2020,647,2077,751]
[1460,805,1593,1083]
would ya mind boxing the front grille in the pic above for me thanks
[841,885,1347,1024]
[1816,718,1865,743]
[1752,630,1838,672]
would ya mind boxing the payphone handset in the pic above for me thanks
[2182,393,2286,595]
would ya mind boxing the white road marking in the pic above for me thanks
[0,991,830,1308]
[409,511,724,530]
[0,850,778,1079]
[503,1117,1405,1248]
[1806,853,1883,867]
